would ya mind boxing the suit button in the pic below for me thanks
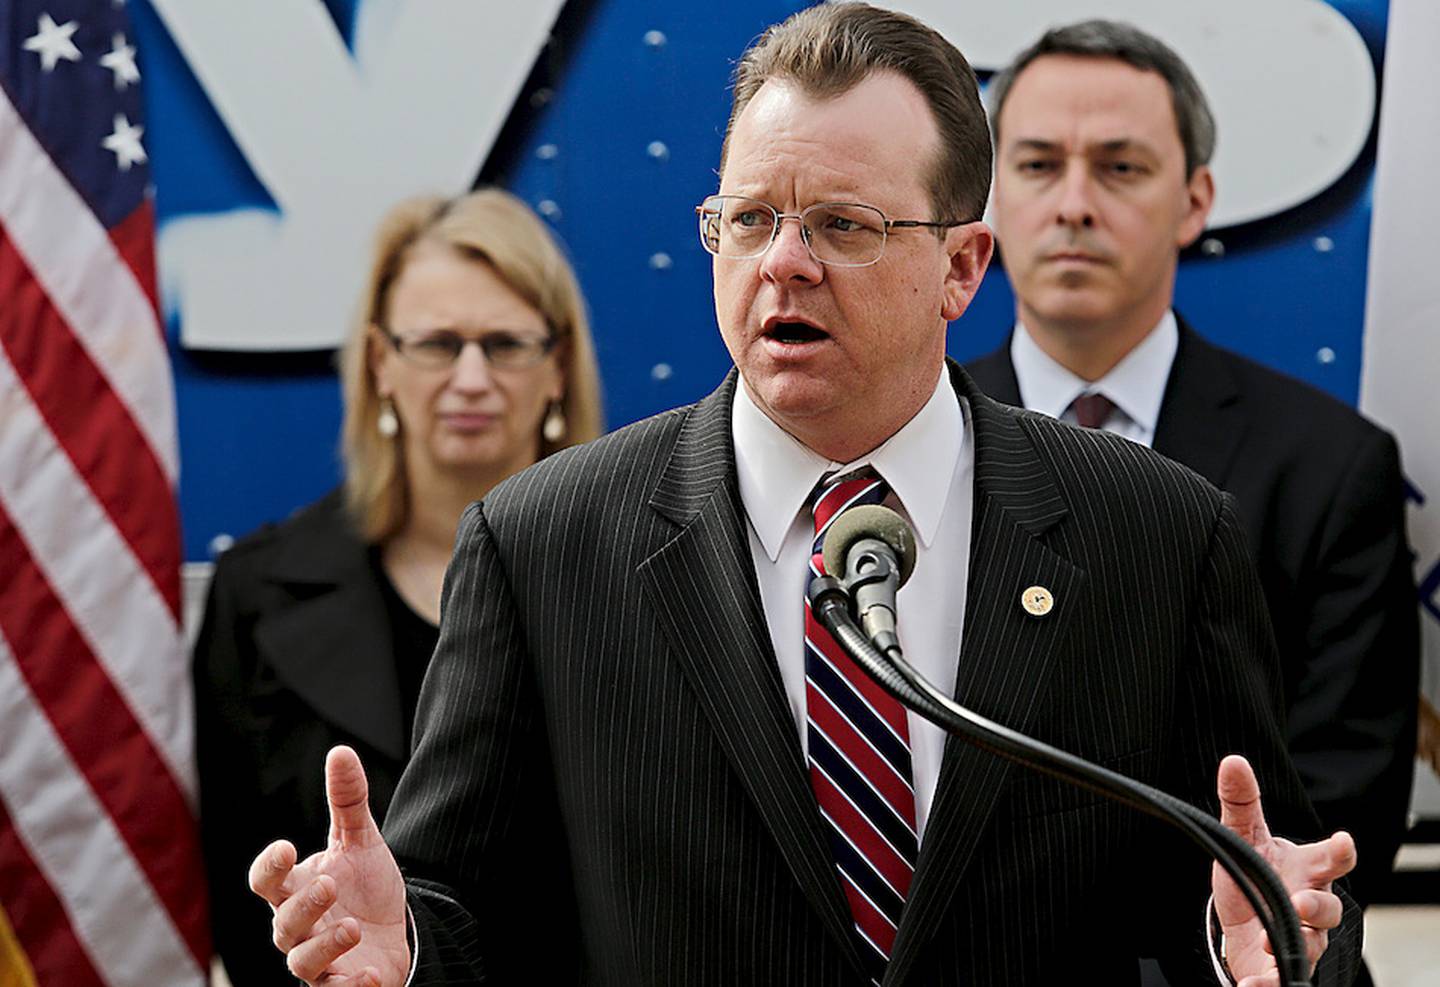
[1021,585,1054,617]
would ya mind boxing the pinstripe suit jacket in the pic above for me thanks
[383,364,1360,986]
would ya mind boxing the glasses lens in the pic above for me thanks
[700,196,775,258]
[481,332,552,369]
[803,203,887,266]
[698,200,722,254]
[400,331,463,369]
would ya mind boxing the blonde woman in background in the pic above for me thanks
[193,188,602,986]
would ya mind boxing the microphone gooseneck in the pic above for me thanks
[807,509,1313,987]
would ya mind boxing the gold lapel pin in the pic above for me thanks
[1021,585,1054,617]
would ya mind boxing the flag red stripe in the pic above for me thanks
[0,799,106,987]
[108,200,161,324]
[0,233,181,617]
[806,682,916,824]
[0,505,209,968]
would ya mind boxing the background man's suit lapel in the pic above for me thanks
[639,372,867,975]
[964,341,1023,407]
[1153,319,1246,489]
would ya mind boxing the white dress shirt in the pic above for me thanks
[1011,311,1179,447]
[732,368,974,841]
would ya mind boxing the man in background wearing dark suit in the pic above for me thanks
[966,21,1418,921]
[246,6,1361,985]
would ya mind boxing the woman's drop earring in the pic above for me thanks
[377,397,399,438]
[542,401,566,443]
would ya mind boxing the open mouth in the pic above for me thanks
[765,321,830,344]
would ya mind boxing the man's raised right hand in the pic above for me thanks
[248,745,411,986]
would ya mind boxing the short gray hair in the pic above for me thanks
[988,19,1216,177]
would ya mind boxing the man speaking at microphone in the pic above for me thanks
[247,5,1360,985]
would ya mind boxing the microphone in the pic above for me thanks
[820,505,916,656]
[808,509,1314,987]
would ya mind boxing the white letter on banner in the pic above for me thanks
[886,0,1375,230]
[149,0,566,351]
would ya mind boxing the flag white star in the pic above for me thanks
[102,114,147,171]
[99,33,140,89]
[23,13,82,72]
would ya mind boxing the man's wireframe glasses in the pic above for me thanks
[695,194,965,268]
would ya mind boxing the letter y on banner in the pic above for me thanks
[148,0,566,350]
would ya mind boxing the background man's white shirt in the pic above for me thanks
[1011,311,1180,447]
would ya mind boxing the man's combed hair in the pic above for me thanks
[721,2,992,224]
[988,19,1217,177]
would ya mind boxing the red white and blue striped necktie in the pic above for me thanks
[804,470,918,982]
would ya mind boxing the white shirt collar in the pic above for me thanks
[732,368,962,561]
[1011,310,1178,435]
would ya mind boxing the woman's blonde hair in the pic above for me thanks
[339,188,604,542]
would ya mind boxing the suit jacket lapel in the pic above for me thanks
[252,498,408,761]
[639,372,866,973]
[1152,317,1245,488]
[887,366,1087,985]
[963,338,1024,407]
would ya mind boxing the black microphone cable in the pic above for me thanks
[806,568,1313,987]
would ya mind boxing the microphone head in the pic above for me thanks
[822,505,917,587]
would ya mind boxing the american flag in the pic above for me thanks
[0,2,209,984]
